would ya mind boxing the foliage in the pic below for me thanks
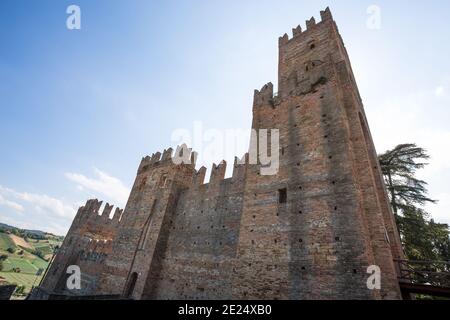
[379,144,450,262]
[14,285,26,296]
[379,144,436,215]
[32,249,45,260]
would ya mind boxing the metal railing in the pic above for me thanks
[395,259,450,288]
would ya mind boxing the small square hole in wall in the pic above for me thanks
[279,188,287,204]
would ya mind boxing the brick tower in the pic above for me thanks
[232,7,403,299]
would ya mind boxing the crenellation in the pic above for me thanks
[193,167,207,186]
[292,25,302,38]
[278,33,289,46]
[38,7,403,301]
[306,16,316,29]
[320,7,333,22]
[209,161,227,184]
[151,152,161,162]
[162,148,173,160]
[101,203,114,219]
[254,82,274,107]
[113,208,123,222]
[232,154,248,181]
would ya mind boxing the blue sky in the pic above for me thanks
[0,0,449,235]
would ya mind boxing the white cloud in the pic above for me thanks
[0,185,76,219]
[435,85,445,97]
[65,168,130,207]
[0,194,24,212]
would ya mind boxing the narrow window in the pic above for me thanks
[124,272,138,298]
[138,200,157,250]
[278,188,287,204]
[159,174,168,188]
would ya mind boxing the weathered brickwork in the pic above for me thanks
[39,200,123,296]
[38,8,404,300]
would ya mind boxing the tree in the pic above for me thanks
[14,285,25,296]
[33,249,45,260]
[397,207,437,261]
[429,219,450,263]
[379,144,450,262]
[379,144,436,216]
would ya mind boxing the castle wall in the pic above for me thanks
[40,200,123,296]
[142,160,247,299]
[38,7,403,300]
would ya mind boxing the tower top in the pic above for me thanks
[279,7,333,46]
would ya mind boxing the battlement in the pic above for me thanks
[73,199,124,231]
[137,142,249,187]
[278,7,333,45]
[138,144,198,174]
[254,82,274,107]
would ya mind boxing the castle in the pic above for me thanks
[36,8,404,300]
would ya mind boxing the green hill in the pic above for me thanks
[0,224,64,298]
[0,233,16,250]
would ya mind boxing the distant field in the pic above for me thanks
[0,233,16,250]
[2,257,40,274]
[0,272,42,293]
[32,241,54,256]
[0,229,62,296]
[9,234,33,249]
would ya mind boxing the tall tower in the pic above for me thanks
[98,147,198,299]
[232,7,403,299]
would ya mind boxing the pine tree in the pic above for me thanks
[379,143,436,216]
[379,143,449,262]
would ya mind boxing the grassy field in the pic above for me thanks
[32,241,54,256]
[0,230,62,297]
[2,257,41,274]
[0,272,43,294]
[0,233,16,250]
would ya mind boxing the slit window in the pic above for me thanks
[278,188,287,204]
